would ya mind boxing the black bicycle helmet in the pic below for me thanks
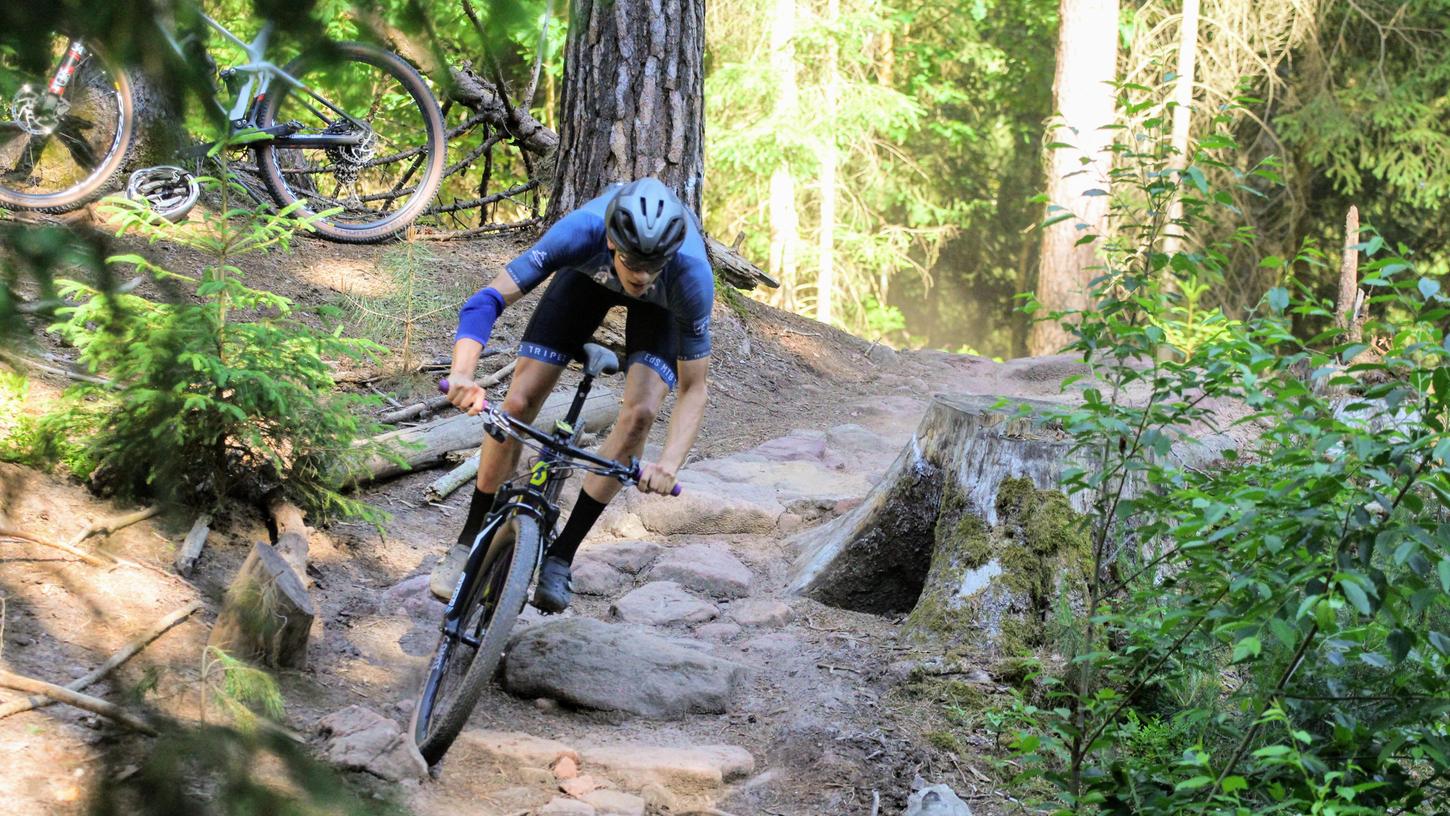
[605,177,688,271]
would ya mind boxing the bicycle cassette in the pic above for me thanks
[126,165,199,222]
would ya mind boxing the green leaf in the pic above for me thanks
[1175,776,1215,792]
[1266,287,1289,313]
[1439,559,1450,593]
[1232,635,1262,662]
[1221,775,1248,794]
[1387,629,1413,663]
[1420,278,1442,300]
[1340,578,1372,616]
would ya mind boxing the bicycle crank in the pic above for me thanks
[125,165,200,222]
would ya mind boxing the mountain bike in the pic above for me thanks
[411,343,682,765]
[0,13,446,243]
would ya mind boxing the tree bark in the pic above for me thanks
[546,0,706,218]
[1028,0,1120,356]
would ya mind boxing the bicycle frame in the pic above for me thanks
[150,12,368,148]
[437,371,608,646]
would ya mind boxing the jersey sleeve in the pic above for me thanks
[672,258,715,361]
[503,208,603,294]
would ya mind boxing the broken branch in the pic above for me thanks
[0,669,158,735]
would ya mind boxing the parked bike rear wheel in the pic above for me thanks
[412,509,539,765]
[255,42,445,243]
[0,36,134,213]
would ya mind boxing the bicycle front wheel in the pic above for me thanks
[0,36,134,212]
[255,42,445,243]
[412,509,539,765]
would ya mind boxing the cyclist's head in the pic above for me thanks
[605,177,688,279]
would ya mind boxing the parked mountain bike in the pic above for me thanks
[411,343,682,765]
[0,13,446,243]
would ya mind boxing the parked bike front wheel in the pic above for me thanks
[255,42,445,243]
[412,509,539,765]
[0,36,134,213]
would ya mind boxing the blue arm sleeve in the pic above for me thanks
[504,208,603,294]
[456,287,506,346]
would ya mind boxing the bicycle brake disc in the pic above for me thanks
[125,165,200,223]
[13,84,70,136]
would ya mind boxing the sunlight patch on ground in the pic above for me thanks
[300,258,395,298]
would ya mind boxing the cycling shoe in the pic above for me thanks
[531,556,572,613]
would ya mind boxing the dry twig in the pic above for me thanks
[0,669,158,734]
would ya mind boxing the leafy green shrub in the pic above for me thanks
[1006,87,1450,814]
[35,175,387,521]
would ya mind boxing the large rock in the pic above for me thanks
[906,783,974,816]
[503,619,746,718]
[581,539,662,574]
[581,789,646,816]
[579,742,755,793]
[727,598,793,627]
[450,730,579,772]
[649,544,753,599]
[570,556,633,596]
[315,706,426,782]
[610,581,720,625]
[604,479,784,536]
[539,798,596,816]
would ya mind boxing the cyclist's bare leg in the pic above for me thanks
[475,356,565,492]
[581,363,670,503]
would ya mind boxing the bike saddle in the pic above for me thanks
[579,343,620,378]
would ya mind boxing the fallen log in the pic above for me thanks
[0,669,158,735]
[426,456,480,502]
[349,386,618,488]
[787,394,1233,656]
[379,360,519,425]
[0,601,202,719]
[207,498,316,669]
[173,514,211,576]
[704,234,779,291]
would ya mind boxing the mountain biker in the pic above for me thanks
[430,177,712,611]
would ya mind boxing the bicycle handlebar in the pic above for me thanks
[438,379,682,497]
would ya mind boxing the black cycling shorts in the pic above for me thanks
[518,271,679,389]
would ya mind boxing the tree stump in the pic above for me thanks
[207,542,315,669]
[787,394,1230,656]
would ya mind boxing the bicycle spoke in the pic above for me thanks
[55,120,99,172]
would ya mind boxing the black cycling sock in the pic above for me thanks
[455,488,496,548]
[546,488,609,564]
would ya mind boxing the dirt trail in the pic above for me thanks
[0,232,1110,815]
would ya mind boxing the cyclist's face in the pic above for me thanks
[607,239,664,296]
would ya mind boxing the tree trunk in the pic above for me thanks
[546,0,706,219]
[788,394,1232,656]
[1028,0,1120,356]
[768,0,801,311]
[1162,0,1201,258]
[816,0,841,326]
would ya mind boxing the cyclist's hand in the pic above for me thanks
[638,461,678,496]
[446,377,489,416]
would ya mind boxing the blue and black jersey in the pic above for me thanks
[505,187,715,361]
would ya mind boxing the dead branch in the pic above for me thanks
[0,601,202,719]
[1335,205,1362,342]
[426,455,479,502]
[0,526,111,566]
[0,669,158,734]
[69,505,162,550]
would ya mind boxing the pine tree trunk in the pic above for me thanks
[1028,0,1120,356]
[546,0,706,219]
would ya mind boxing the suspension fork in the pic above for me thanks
[47,41,88,96]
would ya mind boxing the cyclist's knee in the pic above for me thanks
[502,386,549,420]
[618,400,659,439]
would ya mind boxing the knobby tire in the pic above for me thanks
[412,510,539,765]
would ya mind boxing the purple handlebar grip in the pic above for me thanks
[438,378,450,394]
[671,483,683,497]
